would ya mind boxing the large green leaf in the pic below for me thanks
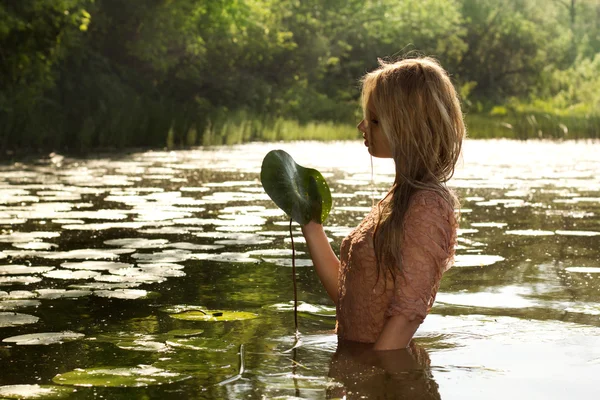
[260,150,332,225]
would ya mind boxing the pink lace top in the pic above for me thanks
[336,190,457,343]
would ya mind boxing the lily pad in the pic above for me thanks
[12,242,58,250]
[96,332,157,342]
[69,282,142,290]
[261,258,314,267]
[167,308,258,322]
[260,150,332,225]
[0,312,39,328]
[52,365,191,387]
[266,301,336,318]
[2,290,36,299]
[454,254,505,268]
[0,276,42,286]
[167,242,224,251]
[93,332,167,352]
[93,289,150,300]
[40,248,126,260]
[3,331,84,345]
[160,304,206,314]
[43,270,100,280]
[35,289,91,299]
[60,261,132,271]
[190,252,259,264]
[95,273,166,284]
[167,329,204,338]
[165,336,235,352]
[131,250,191,263]
[0,384,74,399]
[104,238,169,248]
[246,249,305,257]
[0,265,55,275]
[116,340,169,353]
[0,299,41,311]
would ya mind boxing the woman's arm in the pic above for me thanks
[300,221,340,305]
[373,314,420,350]
[374,191,456,351]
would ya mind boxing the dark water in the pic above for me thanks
[0,140,599,399]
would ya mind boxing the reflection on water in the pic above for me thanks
[0,140,599,399]
[328,340,440,400]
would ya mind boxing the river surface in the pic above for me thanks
[0,140,599,399]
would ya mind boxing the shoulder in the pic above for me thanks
[402,189,458,247]
[407,189,456,220]
[402,189,457,259]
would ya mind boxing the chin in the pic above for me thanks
[370,150,391,159]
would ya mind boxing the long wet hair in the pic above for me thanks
[360,57,465,281]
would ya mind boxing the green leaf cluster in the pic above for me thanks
[1,0,599,150]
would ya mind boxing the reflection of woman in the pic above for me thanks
[301,57,464,350]
[327,340,441,399]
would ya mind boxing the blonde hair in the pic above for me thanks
[360,56,465,280]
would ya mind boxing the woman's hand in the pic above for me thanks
[301,220,323,236]
[307,175,324,223]
[300,221,340,305]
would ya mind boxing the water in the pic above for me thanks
[0,140,599,399]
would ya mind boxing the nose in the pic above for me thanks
[357,120,366,133]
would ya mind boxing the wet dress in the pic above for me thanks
[336,190,457,343]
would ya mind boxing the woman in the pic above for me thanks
[301,57,464,350]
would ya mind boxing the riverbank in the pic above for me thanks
[2,111,598,159]
[197,111,600,145]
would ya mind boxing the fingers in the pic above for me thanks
[307,175,323,223]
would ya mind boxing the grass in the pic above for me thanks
[464,111,600,140]
[197,111,599,146]
[185,112,360,147]
[3,104,598,157]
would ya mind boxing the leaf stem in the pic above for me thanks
[216,344,245,386]
[289,217,298,333]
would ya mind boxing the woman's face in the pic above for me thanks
[357,103,392,158]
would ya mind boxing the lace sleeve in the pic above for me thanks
[385,191,456,323]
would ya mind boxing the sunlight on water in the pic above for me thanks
[0,139,599,399]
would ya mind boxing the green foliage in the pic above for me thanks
[1,0,599,151]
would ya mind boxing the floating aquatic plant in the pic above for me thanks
[0,312,39,328]
[169,309,257,322]
[0,384,74,399]
[160,304,258,322]
[265,301,336,318]
[260,150,332,333]
[2,331,84,345]
[53,365,191,387]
